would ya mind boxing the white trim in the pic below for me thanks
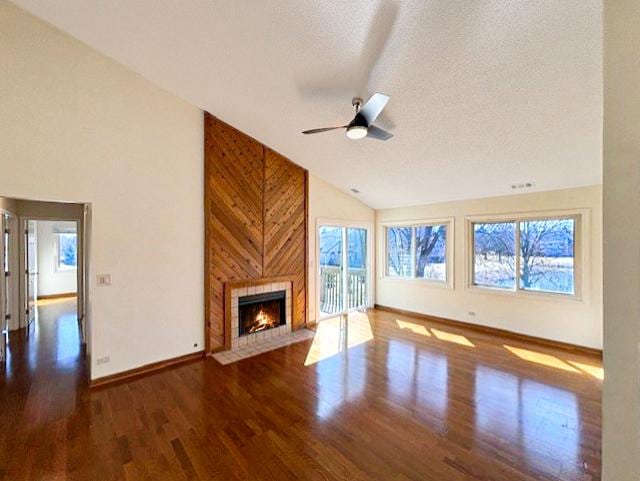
[380,217,455,290]
[0,213,6,362]
[464,208,589,302]
[315,219,374,321]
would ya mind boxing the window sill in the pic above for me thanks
[381,276,453,290]
[465,285,583,303]
[56,266,77,273]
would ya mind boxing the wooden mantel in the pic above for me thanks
[204,113,308,352]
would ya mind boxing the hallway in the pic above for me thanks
[0,298,85,479]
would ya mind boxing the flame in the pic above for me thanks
[248,308,277,333]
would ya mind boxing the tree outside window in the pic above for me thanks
[415,225,446,281]
[472,217,576,295]
[387,227,412,277]
[519,219,574,294]
[387,224,448,282]
[57,233,77,270]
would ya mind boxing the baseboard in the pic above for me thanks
[37,292,77,300]
[374,304,602,358]
[90,351,205,388]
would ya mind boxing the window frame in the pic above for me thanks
[465,210,586,301]
[56,232,78,272]
[383,218,454,289]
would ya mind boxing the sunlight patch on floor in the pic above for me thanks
[431,328,475,347]
[395,319,431,336]
[504,345,581,373]
[304,312,374,366]
[568,360,604,380]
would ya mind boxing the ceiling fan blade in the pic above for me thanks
[295,2,400,100]
[367,125,393,141]
[301,126,347,135]
[359,1,400,90]
[359,93,390,125]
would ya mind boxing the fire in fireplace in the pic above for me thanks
[238,290,286,336]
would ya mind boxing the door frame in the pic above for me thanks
[315,218,374,321]
[0,212,9,361]
[0,211,19,333]
[24,219,37,327]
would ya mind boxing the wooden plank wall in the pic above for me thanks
[263,149,307,329]
[204,113,308,351]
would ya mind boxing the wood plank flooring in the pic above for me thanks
[0,300,601,480]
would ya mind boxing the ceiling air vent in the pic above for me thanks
[510,181,535,190]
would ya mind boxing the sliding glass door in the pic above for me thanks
[318,224,369,319]
[347,228,367,309]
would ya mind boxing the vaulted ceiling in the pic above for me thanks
[12,0,602,208]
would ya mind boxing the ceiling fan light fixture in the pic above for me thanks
[346,125,368,140]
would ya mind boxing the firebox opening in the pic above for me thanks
[238,290,286,336]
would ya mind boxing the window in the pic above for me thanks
[473,222,516,289]
[471,216,577,296]
[387,227,412,277]
[57,233,77,271]
[518,219,575,294]
[386,223,449,282]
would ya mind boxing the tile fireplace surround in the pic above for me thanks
[213,280,314,365]
[231,281,293,347]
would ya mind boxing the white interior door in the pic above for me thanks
[318,224,370,320]
[25,220,37,326]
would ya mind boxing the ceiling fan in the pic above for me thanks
[302,93,393,141]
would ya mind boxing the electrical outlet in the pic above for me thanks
[97,274,111,286]
[96,356,110,365]
[468,311,477,317]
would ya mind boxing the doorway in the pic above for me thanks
[23,219,79,329]
[0,197,89,382]
[317,222,372,319]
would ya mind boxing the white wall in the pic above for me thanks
[376,185,603,349]
[0,3,204,379]
[603,0,640,478]
[308,174,375,322]
[36,220,77,297]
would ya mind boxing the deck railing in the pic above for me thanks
[319,266,367,314]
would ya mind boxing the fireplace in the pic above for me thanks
[238,290,286,336]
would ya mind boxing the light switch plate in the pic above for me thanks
[97,274,111,286]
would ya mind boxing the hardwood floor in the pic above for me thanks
[0,300,601,480]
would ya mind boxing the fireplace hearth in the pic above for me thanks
[238,290,286,336]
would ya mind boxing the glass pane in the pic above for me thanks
[473,222,516,289]
[347,228,367,309]
[58,233,77,269]
[319,226,343,316]
[387,227,412,277]
[415,224,447,281]
[519,219,575,294]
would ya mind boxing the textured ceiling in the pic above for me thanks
[12,0,602,209]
